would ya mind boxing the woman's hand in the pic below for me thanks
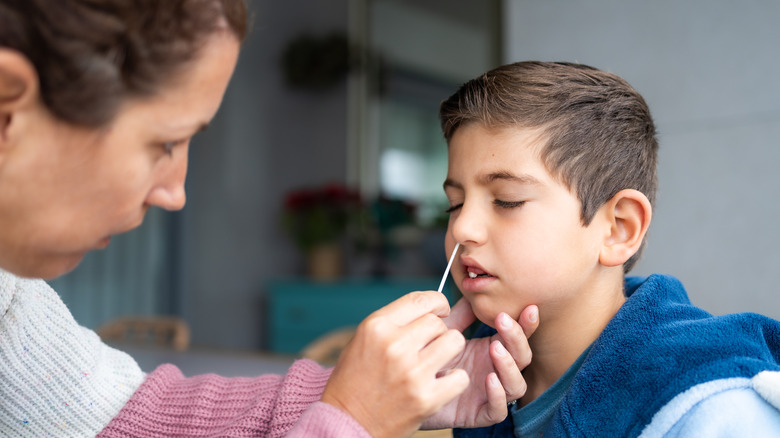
[321,291,470,438]
[421,298,539,430]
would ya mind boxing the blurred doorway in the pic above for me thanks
[348,0,502,226]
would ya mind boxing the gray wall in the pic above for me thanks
[504,0,780,319]
[180,0,350,349]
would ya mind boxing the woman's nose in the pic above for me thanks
[146,151,188,211]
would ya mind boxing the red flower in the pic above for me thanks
[281,183,362,250]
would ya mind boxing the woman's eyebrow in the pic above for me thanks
[187,122,210,136]
[159,122,210,137]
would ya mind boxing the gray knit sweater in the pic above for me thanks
[0,269,145,437]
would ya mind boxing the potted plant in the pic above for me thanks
[281,183,362,280]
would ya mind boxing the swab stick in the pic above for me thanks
[437,242,460,293]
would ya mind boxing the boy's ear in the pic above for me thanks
[0,48,39,147]
[599,189,652,268]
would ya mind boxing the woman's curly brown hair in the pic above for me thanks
[0,0,248,127]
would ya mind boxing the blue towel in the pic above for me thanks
[456,274,780,437]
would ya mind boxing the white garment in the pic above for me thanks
[639,376,780,437]
[0,269,145,437]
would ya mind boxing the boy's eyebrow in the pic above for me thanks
[443,171,541,191]
[442,178,462,191]
[480,171,542,186]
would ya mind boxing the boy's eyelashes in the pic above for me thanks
[444,199,525,214]
[445,203,463,214]
[494,199,525,209]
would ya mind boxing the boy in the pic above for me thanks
[439,61,780,437]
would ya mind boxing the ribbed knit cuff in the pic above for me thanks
[286,401,372,437]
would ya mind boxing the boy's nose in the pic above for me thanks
[450,202,488,246]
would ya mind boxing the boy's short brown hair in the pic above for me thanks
[439,61,658,272]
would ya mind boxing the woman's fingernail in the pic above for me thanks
[494,341,507,357]
[529,306,538,323]
[489,373,500,388]
[499,312,512,329]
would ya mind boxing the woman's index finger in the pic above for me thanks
[369,290,452,327]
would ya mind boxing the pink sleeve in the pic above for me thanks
[98,359,370,438]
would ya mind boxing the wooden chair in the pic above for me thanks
[300,326,356,365]
[97,315,191,351]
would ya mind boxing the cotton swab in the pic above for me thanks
[437,242,460,293]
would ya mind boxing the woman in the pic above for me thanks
[0,1,536,436]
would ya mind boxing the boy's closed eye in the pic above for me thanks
[444,199,526,214]
[445,203,463,214]
[493,199,525,209]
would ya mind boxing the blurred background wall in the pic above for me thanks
[52,0,780,351]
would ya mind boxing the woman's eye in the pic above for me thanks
[494,199,525,209]
[162,139,186,155]
[445,203,463,214]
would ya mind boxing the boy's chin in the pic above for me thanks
[467,296,522,329]
[474,310,500,330]
[474,308,522,331]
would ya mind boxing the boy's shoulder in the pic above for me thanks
[558,273,780,435]
[612,274,780,357]
[639,371,780,437]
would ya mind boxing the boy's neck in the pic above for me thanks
[520,273,626,406]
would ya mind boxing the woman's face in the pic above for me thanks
[0,32,240,279]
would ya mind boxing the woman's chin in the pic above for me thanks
[24,254,85,280]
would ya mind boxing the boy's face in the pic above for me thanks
[444,124,606,327]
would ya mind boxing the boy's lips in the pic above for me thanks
[460,256,497,291]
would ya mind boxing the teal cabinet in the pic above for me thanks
[267,277,456,354]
